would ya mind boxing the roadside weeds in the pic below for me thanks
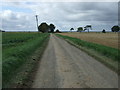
[4,36,50,88]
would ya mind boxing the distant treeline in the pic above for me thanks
[71,25,120,33]
[38,22,61,33]
[0,30,5,32]
[1,23,119,33]
[38,22,120,33]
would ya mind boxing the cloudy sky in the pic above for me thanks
[0,0,119,31]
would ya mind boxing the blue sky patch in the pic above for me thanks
[2,5,33,13]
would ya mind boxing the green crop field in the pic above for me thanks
[56,34,119,73]
[2,32,49,87]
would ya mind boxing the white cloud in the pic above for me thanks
[1,2,118,31]
[1,9,36,31]
[3,0,119,2]
[1,10,12,20]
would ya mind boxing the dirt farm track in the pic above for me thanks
[32,34,118,88]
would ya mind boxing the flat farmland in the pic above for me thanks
[59,32,119,49]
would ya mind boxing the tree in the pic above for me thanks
[70,28,74,32]
[0,29,5,32]
[38,22,49,33]
[55,29,61,33]
[77,27,83,32]
[49,24,55,33]
[84,27,87,31]
[102,29,106,33]
[84,25,92,32]
[111,25,120,32]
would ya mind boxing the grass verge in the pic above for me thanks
[2,33,50,88]
[56,34,119,73]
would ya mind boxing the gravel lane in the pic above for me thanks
[32,34,118,88]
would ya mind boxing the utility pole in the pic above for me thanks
[35,15,39,31]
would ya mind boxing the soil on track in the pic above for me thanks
[32,34,118,88]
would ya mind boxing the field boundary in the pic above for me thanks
[56,34,118,73]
